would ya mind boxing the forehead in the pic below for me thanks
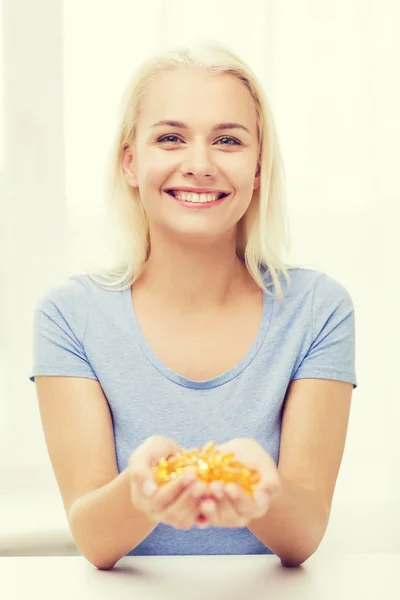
[139,68,257,133]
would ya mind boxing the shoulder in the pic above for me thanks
[35,273,92,314]
[271,267,354,308]
[282,268,356,350]
[33,274,96,345]
[304,269,354,312]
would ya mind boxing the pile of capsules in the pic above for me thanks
[152,441,260,496]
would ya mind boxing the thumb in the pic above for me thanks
[130,435,182,474]
[146,436,184,466]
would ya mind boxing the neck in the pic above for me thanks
[134,227,251,312]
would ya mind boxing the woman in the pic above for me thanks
[30,41,357,569]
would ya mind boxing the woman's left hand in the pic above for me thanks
[195,438,282,529]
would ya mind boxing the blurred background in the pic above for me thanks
[0,0,398,556]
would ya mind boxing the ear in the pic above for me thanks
[121,145,139,188]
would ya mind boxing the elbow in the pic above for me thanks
[281,503,330,568]
[280,549,315,568]
[68,516,117,571]
[279,526,327,569]
[279,535,324,568]
[73,545,117,571]
[77,544,118,571]
[281,559,301,568]
[93,560,117,571]
[78,548,117,571]
[280,555,309,568]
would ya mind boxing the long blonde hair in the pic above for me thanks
[87,41,304,303]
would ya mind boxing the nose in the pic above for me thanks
[179,141,217,179]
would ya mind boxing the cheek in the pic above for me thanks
[142,160,175,191]
[235,172,259,208]
[230,156,258,183]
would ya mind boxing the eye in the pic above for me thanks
[157,134,182,144]
[216,136,241,146]
[156,135,242,146]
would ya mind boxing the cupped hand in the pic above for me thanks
[194,438,282,529]
[129,435,214,530]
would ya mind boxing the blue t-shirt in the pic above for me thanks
[30,267,357,556]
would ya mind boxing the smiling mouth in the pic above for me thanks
[164,190,230,203]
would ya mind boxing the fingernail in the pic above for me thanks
[202,500,216,513]
[182,473,197,485]
[192,483,207,497]
[212,487,224,499]
[226,485,239,499]
[143,480,157,496]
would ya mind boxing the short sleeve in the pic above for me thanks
[292,272,357,389]
[29,276,98,382]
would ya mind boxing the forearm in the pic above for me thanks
[247,475,330,567]
[68,467,157,570]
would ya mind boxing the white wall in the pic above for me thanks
[1,0,399,553]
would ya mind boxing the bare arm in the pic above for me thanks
[248,378,353,566]
[248,474,329,567]
[35,376,156,570]
[68,466,157,569]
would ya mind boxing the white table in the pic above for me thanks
[0,554,398,599]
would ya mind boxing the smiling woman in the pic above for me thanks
[119,65,264,273]
[30,40,357,569]
[87,41,292,301]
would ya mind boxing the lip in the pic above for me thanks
[164,187,230,195]
[163,190,230,209]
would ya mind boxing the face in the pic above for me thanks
[122,67,260,243]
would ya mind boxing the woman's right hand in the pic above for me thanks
[128,435,214,530]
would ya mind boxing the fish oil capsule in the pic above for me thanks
[152,441,261,495]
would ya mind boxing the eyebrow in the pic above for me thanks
[150,120,251,135]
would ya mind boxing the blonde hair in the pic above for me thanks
[87,41,305,303]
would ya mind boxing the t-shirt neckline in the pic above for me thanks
[121,282,273,390]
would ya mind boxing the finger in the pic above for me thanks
[130,436,183,473]
[130,450,194,508]
[132,471,192,515]
[224,484,255,519]
[175,479,218,530]
[198,497,220,526]
[130,469,156,510]
[199,481,223,526]
[129,461,162,508]
[202,484,251,527]
[253,476,281,500]
[152,472,198,511]
[252,489,272,518]
[163,480,209,530]
[195,512,211,529]
[200,490,243,528]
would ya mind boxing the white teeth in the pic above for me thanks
[170,191,223,203]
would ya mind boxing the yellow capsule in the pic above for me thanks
[152,442,261,496]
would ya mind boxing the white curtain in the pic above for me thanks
[1,0,398,551]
